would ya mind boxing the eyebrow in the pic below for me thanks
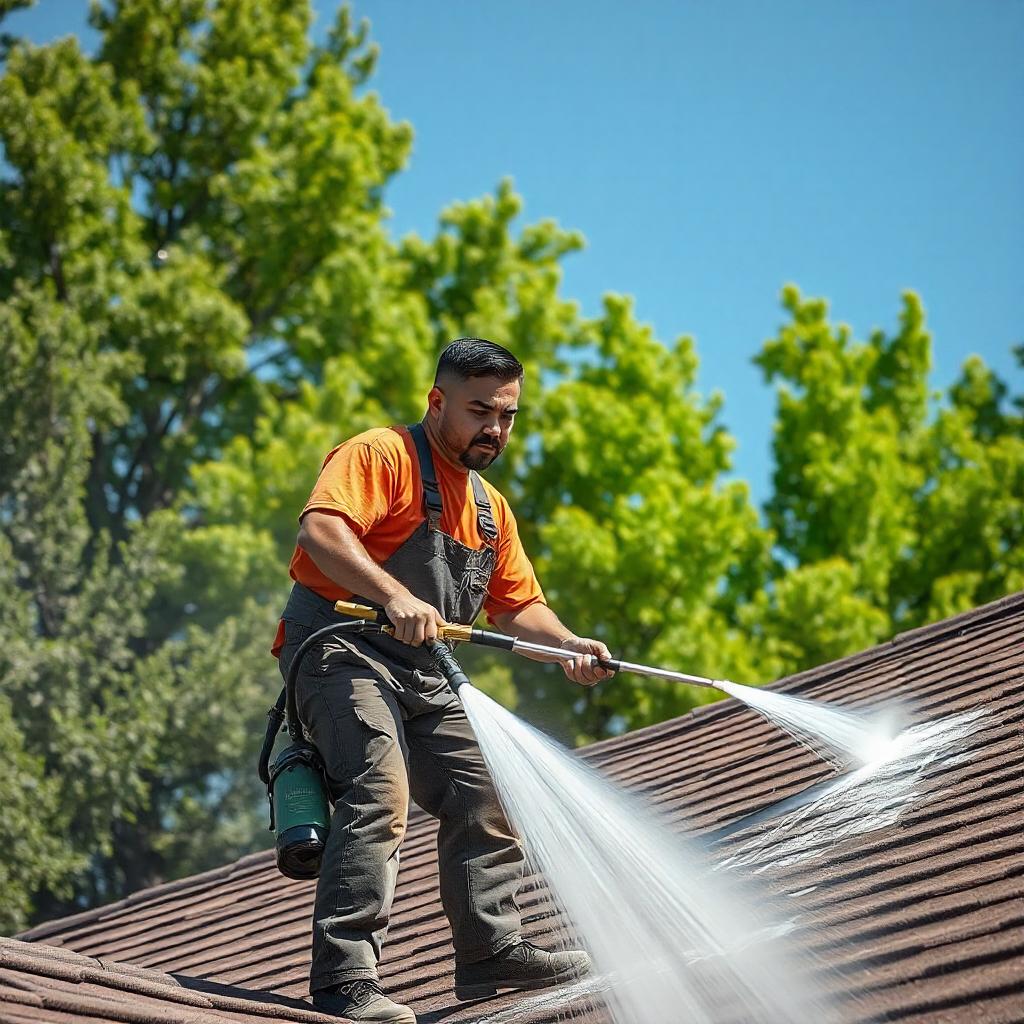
[468,399,519,415]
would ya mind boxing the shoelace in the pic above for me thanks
[502,940,543,962]
[336,979,384,1005]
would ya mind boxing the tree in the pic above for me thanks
[511,295,770,740]
[0,0,644,924]
[0,0,414,925]
[748,286,1023,679]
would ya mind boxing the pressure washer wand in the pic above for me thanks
[334,601,725,693]
[480,638,725,691]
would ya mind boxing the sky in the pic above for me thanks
[6,0,1023,504]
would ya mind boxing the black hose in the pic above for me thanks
[257,620,380,786]
[426,638,472,692]
[257,690,286,786]
[467,628,516,651]
[258,620,474,786]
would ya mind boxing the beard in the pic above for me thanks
[459,435,502,471]
[435,411,505,470]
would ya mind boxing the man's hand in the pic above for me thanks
[558,636,615,687]
[384,592,446,647]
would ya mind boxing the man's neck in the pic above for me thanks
[419,417,469,475]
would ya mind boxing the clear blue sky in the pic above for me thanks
[8,0,1023,503]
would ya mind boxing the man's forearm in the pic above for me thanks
[297,511,408,608]
[492,601,576,648]
[492,602,613,684]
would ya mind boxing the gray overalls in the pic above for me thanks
[277,424,525,993]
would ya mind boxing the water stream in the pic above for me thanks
[459,684,837,1024]
[455,668,989,1023]
[714,680,901,767]
[715,708,988,874]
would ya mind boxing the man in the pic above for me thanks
[274,338,612,1023]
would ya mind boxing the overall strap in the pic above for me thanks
[408,422,443,531]
[408,423,499,544]
[470,471,499,543]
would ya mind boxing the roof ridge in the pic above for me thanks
[17,849,277,942]
[0,937,182,993]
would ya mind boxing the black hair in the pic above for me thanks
[435,337,524,385]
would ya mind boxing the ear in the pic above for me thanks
[426,385,445,419]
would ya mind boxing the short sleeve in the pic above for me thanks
[483,498,546,622]
[300,441,397,537]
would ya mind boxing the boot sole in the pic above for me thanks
[313,1011,415,1024]
[454,962,588,1001]
[310,998,416,1023]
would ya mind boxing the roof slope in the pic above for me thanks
[9,591,1024,1024]
[0,938,345,1024]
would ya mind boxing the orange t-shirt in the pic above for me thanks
[271,426,546,656]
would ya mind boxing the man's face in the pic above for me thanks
[427,374,521,471]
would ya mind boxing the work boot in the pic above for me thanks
[311,979,416,1023]
[454,940,592,1000]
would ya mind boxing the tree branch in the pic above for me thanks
[47,241,68,302]
[245,248,333,337]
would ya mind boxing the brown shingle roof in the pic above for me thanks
[9,590,1024,1023]
[0,937,346,1022]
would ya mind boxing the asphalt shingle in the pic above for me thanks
[8,590,1024,1023]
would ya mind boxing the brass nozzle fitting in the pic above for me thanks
[439,623,473,643]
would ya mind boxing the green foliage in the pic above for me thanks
[1,0,1020,930]
[0,691,82,935]
[1,1,33,21]
[737,559,890,680]
[752,286,1023,670]
[513,295,769,740]
[0,0,413,927]
[756,286,931,601]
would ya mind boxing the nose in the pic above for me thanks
[482,419,501,437]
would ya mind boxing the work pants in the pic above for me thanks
[278,623,524,993]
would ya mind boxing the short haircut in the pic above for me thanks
[435,337,524,385]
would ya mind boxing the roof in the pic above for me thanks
[7,590,1024,1024]
[0,939,342,1024]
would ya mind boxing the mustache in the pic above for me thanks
[471,436,500,449]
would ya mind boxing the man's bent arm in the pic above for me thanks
[297,510,443,646]
[491,602,613,687]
